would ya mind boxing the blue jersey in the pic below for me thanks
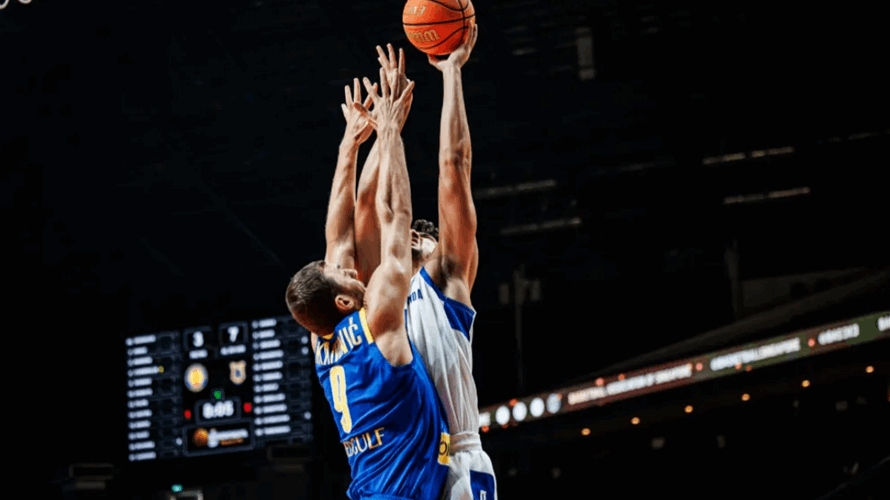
[315,308,450,500]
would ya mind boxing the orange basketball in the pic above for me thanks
[402,0,476,56]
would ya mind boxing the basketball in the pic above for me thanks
[403,0,476,56]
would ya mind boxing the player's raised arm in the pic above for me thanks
[324,79,375,270]
[354,140,381,285]
[355,45,411,285]
[427,25,480,300]
[355,71,417,366]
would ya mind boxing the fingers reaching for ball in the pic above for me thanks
[377,44,409,95]
[358,74,415,132]
[341,78,377,144]
[352,101,377,130]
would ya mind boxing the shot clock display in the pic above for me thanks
[124,316,314,461]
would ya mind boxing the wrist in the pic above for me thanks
[442,64,461,76]
[377,126,399,139]
[339,137,361,153]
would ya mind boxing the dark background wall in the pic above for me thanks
[5,0,887,497]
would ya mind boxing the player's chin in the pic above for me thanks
[411,247,423,261]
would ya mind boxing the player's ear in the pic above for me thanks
[334,294,356,314]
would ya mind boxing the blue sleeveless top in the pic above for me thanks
[315,308,450,500]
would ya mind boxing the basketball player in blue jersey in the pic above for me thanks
[285,68,450,500]
[352,27,499,500]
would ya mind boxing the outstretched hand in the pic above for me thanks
[341,78,377,144]
[377,44,410,96]
[428,24,478,71]
[354,68,415,133]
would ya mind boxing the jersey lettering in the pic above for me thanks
[343,427,385,458]
[316,316,363,366]
[406,287,424,307]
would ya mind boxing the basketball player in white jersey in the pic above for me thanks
[352,26,498,500]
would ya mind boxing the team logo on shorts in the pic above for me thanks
[438,432,451,465]
[229,360,246,385]
[185,363,208,393]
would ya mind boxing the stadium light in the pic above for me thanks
[684,405,693,413]
[802,380,810,388]
[512,402,528,421]
[866,366,874,373]
[741,393,750,401]
[495,406,510,426]
[631,417,640,425]
[529,397,545,417]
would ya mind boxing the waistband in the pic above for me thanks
[450,431,482,453]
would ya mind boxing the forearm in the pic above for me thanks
[355,141,383,283]
[375,128,412,229]
[324,139,360,263]
[436,64,478,282]
[439,66,471,170]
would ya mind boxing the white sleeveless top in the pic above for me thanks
[404,267,479,436]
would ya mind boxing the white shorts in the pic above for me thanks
[442,433,498,500]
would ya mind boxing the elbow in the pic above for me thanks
[374,199,409,226]
[391,260,412,281]
[439,140,471,166]
[439,151,471,176]
[375,195,411,224]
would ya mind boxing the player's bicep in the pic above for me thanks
[364,261,413,367]
[366,260,411,333]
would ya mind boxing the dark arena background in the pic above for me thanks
[8,0,888,498]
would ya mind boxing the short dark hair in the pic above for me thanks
[285,260,343,334]
[412,219,438,241]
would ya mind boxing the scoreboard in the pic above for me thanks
[124,315,313,462]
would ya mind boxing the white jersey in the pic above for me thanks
[405,267,480,435]
[405,268,498,500]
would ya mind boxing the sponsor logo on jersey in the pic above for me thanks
[343,426,385,458]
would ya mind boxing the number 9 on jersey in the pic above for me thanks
[330,365,353,432]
